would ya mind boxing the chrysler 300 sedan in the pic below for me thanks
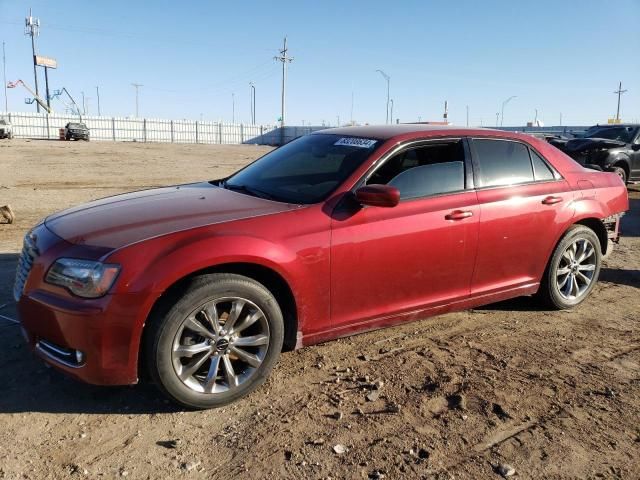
[15,125,628,408]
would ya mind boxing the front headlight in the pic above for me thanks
[45,258,120,298]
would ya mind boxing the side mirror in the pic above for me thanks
[355,184,400,208]
[631,143,640,151]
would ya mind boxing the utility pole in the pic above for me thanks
[25,9,40,113]
[559,112,562,126]
[376,69,390,124]
[131,83,143,117]
[274,36,294,137]
[96,86,101,116]
[466,105,469,127]
[81,91,86,115]
[495,112,499,127]
[613,81,627,122]
[249,82,255,125]
[2,42,7,111]
[389,99,394,125]
[500,95,516,127]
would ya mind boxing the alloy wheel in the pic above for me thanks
[171,297,270,394]
[555,238,597,300]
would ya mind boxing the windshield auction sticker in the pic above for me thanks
[334,137,377,148]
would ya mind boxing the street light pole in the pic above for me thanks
[249,82,256,125]
[95,86,101,116]
[500,95,517,127]
[390,99,394,124]
[376,69,390,124]
[2,42,8,112]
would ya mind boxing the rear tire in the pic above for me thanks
[611,166,627,184]
[538,225,601,310]
[145,274,284,409]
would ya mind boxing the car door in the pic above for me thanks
[330,138,479,330]
[469,138,575,296]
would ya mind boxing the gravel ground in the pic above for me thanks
[0,139,638,479]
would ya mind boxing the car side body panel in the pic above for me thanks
[15,127,630,386]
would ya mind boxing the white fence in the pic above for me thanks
[1,112,282,145]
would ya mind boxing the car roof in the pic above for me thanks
[312,124,519,141]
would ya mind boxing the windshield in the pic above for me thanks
[585,126,636,143]
[69,123,86,129]
[223,134,380,204]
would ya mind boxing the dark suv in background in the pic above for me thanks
[552,124,640,184]
[64,122,90,141]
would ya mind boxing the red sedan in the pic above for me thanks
[14,125,628,408]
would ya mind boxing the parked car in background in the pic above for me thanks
[0,118,13,139]
[14,125,628,409]
[64,122,90,141]
[553,124,640,184]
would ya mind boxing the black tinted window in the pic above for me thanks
[225,134,378,204]
[367,140,466,200]
[530,149,555,181]
[474,139,534,187]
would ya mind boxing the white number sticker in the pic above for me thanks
[334,137,377,148]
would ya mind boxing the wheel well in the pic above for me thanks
[575,218,607,254]
[139,263,299,379]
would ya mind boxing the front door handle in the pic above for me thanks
[445,210,473,220]
[542,196,563,205]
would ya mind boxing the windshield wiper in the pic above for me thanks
[222,181,279,201]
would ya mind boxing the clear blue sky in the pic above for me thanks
[1,0,638,126]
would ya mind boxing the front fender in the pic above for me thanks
[109,231,300,297]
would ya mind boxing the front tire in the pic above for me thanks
[145,274,284,409]
[538,225,601,309]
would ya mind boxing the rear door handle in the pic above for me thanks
[445,210,473,220]
[542,196,563,205]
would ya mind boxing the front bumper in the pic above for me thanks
[17,288,147,385]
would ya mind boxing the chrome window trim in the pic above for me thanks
[353,136,472,203]
[468,137,565,190]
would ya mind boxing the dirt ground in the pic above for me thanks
[0,139,638,480]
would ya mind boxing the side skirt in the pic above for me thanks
[298,282,539,348]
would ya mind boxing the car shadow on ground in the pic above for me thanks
[600,267,640,288]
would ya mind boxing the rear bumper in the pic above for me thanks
[17,289,147,385]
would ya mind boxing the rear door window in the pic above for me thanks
[472,139,534,187]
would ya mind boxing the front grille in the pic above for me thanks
[12,233,39,302]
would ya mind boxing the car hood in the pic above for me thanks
[562,137,627,153]
[45,182,299,249]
